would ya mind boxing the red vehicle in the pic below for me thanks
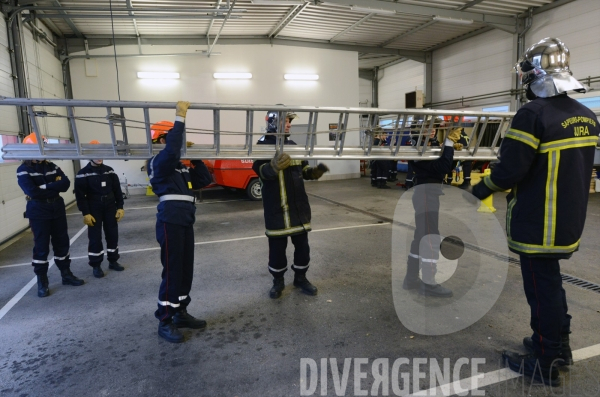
[204,159,262,200]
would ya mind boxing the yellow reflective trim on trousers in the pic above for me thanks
[508,238,580,254]
[538,136,598,153]
[278,171,291,229]
[266,223,312,237]
[506,185,517,239]
[506,128,540,150]
[483,175,504,192]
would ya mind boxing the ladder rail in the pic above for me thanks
[1,96,520,161]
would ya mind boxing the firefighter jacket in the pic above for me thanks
[147,119,212,227]
[474,95,599,258]
[252,135,320,237]
[75,162,124,216]
[408,137,454,185]
[16,161,70,219]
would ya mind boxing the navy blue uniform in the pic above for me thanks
[16,161,72,275]
[75,162,124,267]
[472,94,599,362]
[252,135,320,277]
[405,139,454,285]
[147,119,212,322]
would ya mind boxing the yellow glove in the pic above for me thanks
[186,141,194,148]
[311,163,330,179]
[270,152,291,172]
[447,128,462,143]
[83,214,96,226]
[176,101,191,118]
[55,176,62,181]
[115,209,125,222]
[453,143,463,151]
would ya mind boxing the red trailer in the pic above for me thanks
[204,160,262,200]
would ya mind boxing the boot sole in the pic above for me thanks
[62,281,85,286]
[293,284,318,296]
[504,356,561,387]
[158,332,184,343]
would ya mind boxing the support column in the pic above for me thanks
[371,66,379,108]
[425,52,432,108]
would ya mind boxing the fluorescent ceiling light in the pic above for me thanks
[137,72,180,79]
[284,73,319,81]
[350,6,396,15]
[251,0,305,4]
[433,16,473,25]
[213,72,252,79]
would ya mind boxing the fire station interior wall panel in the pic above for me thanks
[22,23,70,140]
[526,0,600,80]
[431,29,514,109]
[378,60,425,109]
[358,77,371,107]
[0,17,19,136]
[69,44,361,190]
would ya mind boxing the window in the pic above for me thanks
[575,96,600,110]
[482,105,510,112]
[0,135,18,163]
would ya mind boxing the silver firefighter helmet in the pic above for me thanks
[516,37,587,98]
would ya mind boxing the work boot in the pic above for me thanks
[458,179,471,190]
[37,274,49,298]
[502,350,561,386]
[108,261,124,271]
[158,320,184,343]
[420,282,453,297]
[172,309,207,330]
[371,179,378,187]
[377,180,391,189]
[402,277,422,290]
[523,335,573,366]
[269,277,285,299]
[293,274,318,296]
[92,266,104,278]
[60,269,85,286]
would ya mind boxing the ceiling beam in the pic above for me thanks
[269,2,310,38]
[330,13,375,43]
[51,0,83,38]
[207,0,236,56]
[64,36,426,62]
[325,0,516,26]
[519,0,578,17]
[457,0,486,11]
[425,25,494,52]
[380,20,437,47]
[31,14,242,20]
[125,0,140,37]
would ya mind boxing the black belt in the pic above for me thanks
[88,194,115,202]
[27,196,61,203]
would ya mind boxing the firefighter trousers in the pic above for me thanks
[268,232,310,278]
[87,203,119,266]
[29,217,71,275]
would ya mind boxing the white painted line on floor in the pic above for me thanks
[410,343,600,397]
[65,199,247,215]
[0,222,390,269]
[0,225,88,321]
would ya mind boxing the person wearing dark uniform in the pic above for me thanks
[445,128,472,189]
[371,127,391,189]
[146,101,212,343]
[402,121,462,297]
[75,141,125,278]
[252,110,329,299]
[16,133,85,297]
[471,38,598,386]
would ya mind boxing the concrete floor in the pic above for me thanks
[1,175,600,397]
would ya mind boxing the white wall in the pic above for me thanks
[526,0,600,80]
[431,29,513,109]
[359,77,371,107]
[378,60,425,109]
[69,44,361,190]
[0,21,75,244]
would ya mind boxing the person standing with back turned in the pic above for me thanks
[471,38,599,386]
[146,101,213,343]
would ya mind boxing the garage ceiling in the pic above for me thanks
[11,0,571,69]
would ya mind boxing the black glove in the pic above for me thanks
[311,163,329,179]
[471,181,494,200]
